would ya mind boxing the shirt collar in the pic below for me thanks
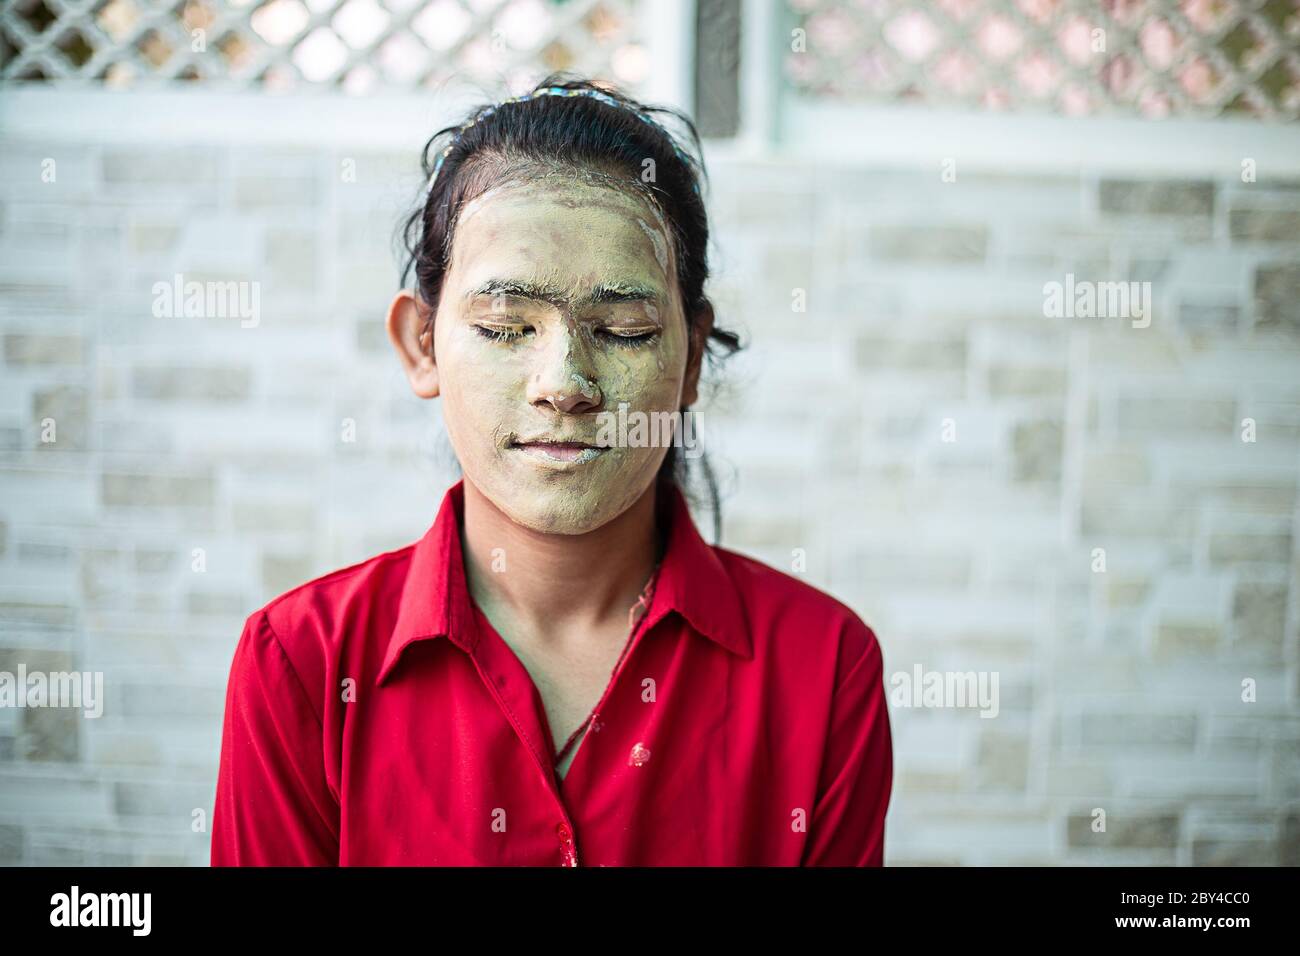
[376,478,751,687]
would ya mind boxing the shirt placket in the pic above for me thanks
[469,614,584,867]
[468,565,662,868]
[552,567,660,776]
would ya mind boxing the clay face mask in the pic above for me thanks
[433,174,690,535]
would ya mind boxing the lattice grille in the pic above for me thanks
[0,0,647,93]
[785,0,1300,119]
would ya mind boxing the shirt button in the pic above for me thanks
[557,823,576,866]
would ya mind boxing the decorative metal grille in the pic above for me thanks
[785,0,1300,120]
[0,0,647,93]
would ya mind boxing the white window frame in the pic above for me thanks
[709,0,1300,176]
[0,0,696,150]
[1,0,1297,175]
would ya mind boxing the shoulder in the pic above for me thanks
[712,545,881,675]
[236,542,418,689]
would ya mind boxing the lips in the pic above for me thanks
[509,439,607,463]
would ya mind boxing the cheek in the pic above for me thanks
[438,335,522,437]
[603,333,689,408]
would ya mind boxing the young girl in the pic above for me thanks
[211,74,892,866]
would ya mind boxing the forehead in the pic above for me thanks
[447,178,675,292]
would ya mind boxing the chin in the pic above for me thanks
[497,494,615,536]
[515,510,607,536]
[487,470,655,536]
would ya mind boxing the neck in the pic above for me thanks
[460,479,661,645]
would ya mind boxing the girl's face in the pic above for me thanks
[429,176,698,535]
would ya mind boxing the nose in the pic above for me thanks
[527,325,604,415]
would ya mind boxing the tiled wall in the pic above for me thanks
[1,132,1297,865]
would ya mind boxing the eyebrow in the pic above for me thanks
[463,278,663,312]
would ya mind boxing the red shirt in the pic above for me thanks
[211,479,893,866]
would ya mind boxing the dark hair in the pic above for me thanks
[398,72,744,541]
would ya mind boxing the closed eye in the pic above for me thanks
[473,324,531,342]
[473,324,659,347]
[599,328,659,347]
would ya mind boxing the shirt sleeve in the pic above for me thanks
[801,620,894,866]
[211,609,339,866]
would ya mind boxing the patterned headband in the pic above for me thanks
[425,85,700,196]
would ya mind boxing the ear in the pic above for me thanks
[680,301,714,409]
[386,289,439,399]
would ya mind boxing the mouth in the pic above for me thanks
[509,439,608,464]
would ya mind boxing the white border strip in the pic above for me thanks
[0,88,477,151]
[781,95,1300,176]
[636,0,694,115]
[3,86,1300,176]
